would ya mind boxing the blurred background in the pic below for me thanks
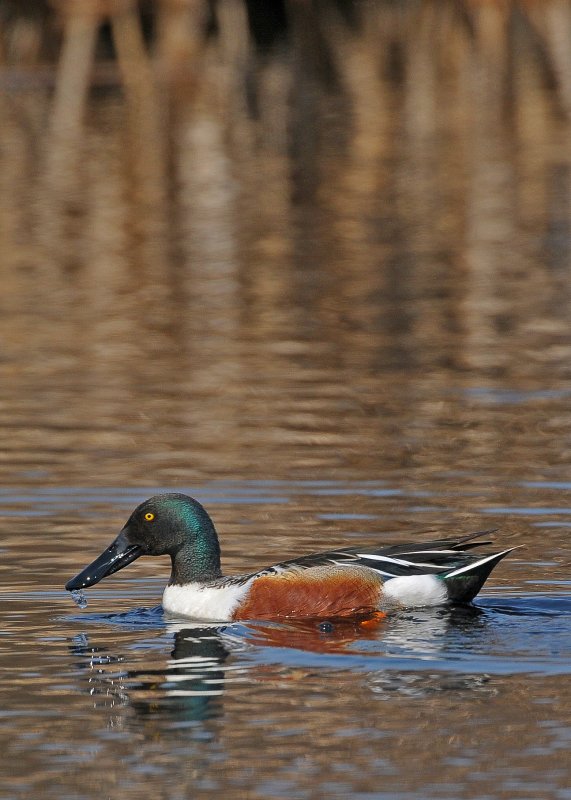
[3,0,571,596]
[2,0,571,489]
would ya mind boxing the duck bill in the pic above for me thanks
[65,529,143,591]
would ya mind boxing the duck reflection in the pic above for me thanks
[69,624,232,722]
[69,604,489,723]
[381,604,485,655]
[241,605,485,657]
[130,625,233,722]
[242,612,391,654]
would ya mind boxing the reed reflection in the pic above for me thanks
[1,3,571,508]
[2,7,570,358]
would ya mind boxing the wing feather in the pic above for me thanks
[265,528,501,580]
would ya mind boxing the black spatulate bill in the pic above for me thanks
[65,529,143,591]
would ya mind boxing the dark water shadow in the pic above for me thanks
[477,593,571,616]
[64,604,165,629]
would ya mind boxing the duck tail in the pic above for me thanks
[443,547,519,603]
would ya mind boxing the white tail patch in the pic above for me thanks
[382,574,448,608]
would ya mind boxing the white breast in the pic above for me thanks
[162,580,252,621]
[382,574,448,608]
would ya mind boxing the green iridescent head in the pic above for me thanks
[66,493,222,591]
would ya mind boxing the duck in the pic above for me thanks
[65,493,516,621]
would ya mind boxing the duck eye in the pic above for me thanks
[144,512,155,522]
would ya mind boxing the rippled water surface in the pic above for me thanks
[1,2,571,798]
[1,482,569,799]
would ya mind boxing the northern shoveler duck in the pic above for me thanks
[65,493,515,621]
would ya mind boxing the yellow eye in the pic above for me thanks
[144,512,155,522]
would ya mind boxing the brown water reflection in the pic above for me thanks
[1,2,571,799]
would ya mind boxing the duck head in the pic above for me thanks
[65,493,222,591]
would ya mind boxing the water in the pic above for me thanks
[1,1,571,798]
[70,589,88,609]
[1,483,569,799]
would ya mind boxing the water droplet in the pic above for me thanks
[70,589,88,609]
